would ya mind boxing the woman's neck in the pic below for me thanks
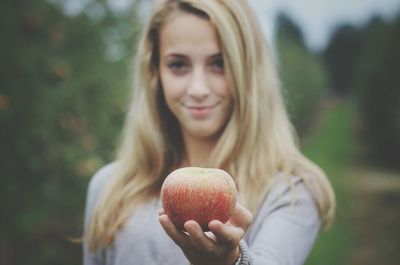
[181,133,218,167]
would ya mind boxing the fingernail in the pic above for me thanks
[184,221,194,230]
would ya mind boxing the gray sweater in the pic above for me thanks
[83,164,320,265]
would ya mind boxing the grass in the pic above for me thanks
[303,99,356,265]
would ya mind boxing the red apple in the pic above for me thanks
[161,167,238,231]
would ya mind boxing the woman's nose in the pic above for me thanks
[187,69,210,100]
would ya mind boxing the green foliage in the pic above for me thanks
[276,14,329,135]
[325,14,400,169]
[324,25,363,95]
[0,0,139,264]
[303,101,356,265]
[353,15,400,169]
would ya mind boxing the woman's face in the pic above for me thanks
[159,12,234,142]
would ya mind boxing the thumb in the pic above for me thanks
[230,203,253,231]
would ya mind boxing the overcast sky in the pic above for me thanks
[248,0,400,51]
[63,0,400,51]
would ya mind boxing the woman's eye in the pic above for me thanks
[168,61,187,71]
[211,58,224,72]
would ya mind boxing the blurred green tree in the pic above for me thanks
[324,25,363,96]
[276,13,329,135]
[0,0,139,264]
[354,15,400,169]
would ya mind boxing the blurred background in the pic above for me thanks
[0,0,399,264]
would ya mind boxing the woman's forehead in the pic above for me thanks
[159,12,221,57]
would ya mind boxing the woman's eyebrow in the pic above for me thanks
[162,53,187,59]
[161,52,222,60]
[209,52,223,59]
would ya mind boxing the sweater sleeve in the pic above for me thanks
[239,176,321,265]
[83,164,115,265]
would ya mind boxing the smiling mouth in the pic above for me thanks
[184,104,218,118]
[188,106,213,110]
[185,102,219,110]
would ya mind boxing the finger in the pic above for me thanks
[230,203,253,231]
[159,214,188,247]
[208,220,241,247]
[158,208,165,216]
[184,220,215,252]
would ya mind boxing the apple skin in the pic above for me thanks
[161,167,238,231]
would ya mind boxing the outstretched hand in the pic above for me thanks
[158,203,253,265]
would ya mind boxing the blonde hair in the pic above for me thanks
[86,0,335,252]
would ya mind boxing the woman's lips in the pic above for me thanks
[186,105,216,118]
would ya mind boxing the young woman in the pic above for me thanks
[83,1,335,264]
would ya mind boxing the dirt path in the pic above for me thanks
[347,168,400,265]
